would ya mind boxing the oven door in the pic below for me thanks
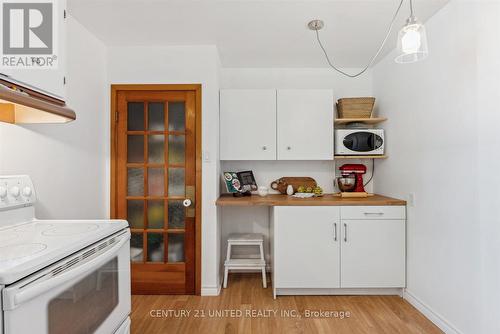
[2,230,131,334]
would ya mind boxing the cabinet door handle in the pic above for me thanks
[286,146,291,150]
[364,212,384,216]
[343,223,347,242]
[262,146,267,151]
[333,223,337,241]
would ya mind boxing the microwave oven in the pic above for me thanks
[335,129,385,155]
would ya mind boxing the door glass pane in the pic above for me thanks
[168,135,185,165]
[168,168,185,196]
[148,102,164,131]
[128,102,144,131]
[127,168,144,196]
[148,135,164,163]
[168,201,185,229]
[130,233,143,262]
[127,200,144,229]
[148,200,164,229]
[168,234,184,262]
[147,233,164,262]
[127,135,144,163]
[168,102,185,131]
[148,168,164,196]
[48,258,119,334]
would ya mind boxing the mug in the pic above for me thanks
[258,186,269,197]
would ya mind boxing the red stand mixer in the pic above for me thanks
[338,164,367,193]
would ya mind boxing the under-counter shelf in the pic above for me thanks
[334,117,387,125]
[334,155,388,159]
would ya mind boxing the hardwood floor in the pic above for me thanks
[131,273,443,334]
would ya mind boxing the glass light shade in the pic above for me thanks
[395,17,428,64]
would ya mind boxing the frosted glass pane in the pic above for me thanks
[130,233,143,262]
[168,234,184,262]
[127,136,144,163]
[127,200,144,229]
[168,168,185,196]
[168,135,185,165]
[127,168,143,196]
[148,168,164,196]
[148,135,164,163]
[168,201,185,229]
[147,234,164,262]
[148,200,164,229]
[148,102,164,131]
[127,102,144,131]
[168,102,185,131]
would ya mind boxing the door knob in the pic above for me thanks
[183,199,192,207]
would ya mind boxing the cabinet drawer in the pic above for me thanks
[341,206,406,220]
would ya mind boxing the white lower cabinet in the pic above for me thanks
[273,206,340,288]
[340,219,406,288]
[271,205,406,296]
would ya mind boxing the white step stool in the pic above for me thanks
[223,233,267,288]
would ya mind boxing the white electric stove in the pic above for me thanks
[0,175,131,334]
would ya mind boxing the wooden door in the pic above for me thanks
[220,90,277,160]
[273,207,340,288]
[341,219,405,288]
[112,85,201,294]
[277,89,334,160]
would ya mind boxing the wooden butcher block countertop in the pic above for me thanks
[216,194,406,207]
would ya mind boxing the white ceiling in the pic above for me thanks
[68,0,449,68]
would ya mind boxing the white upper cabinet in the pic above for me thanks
[277,89,334,160]
[220,90,277,160]
[0,0,66,99]
[219,89,334,160]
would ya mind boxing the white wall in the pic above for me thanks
[477,2,500,333]
[106,45,221,295]
[372,1,498,333]
[0,17,108,219]
[219,68,375,269]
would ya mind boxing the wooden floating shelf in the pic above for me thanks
[334,117,387,125]
[334,155,388,159]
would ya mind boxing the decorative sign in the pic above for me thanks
[223,171,257,194]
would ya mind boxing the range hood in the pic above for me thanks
[0,76,75,124]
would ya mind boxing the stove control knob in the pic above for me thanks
[22,186,32,197]
[10,186,20,198]
[0,186,7,199]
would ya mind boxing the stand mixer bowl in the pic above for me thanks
[337,176,356,192]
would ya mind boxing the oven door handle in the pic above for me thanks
[4,232,130,310]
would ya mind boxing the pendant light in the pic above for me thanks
[395,0,428,63]
[309,0,429,78]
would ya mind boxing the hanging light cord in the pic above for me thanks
[314,0,405,78]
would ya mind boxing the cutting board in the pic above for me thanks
[334,192,374,198]
[270,177,317,194]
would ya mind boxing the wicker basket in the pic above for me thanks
[337,97,375,118]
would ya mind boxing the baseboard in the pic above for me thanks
[403,289,463,334]
[201,284,221,296]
